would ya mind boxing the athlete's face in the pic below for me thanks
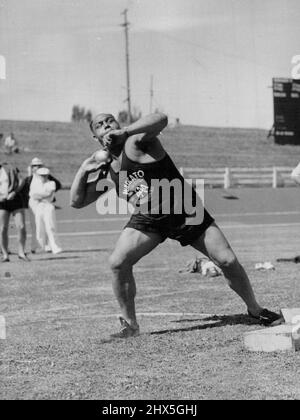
[91,114,120,145]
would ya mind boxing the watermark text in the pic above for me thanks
[95,173,205,225]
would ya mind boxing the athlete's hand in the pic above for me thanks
[80,153,110,174]
[102,128,129,150]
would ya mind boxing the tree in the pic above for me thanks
[85,110,92,123]
[71,105,93,123]
[78,107,85,121]
[117,110,128,125]
[71,105,80,122]
[117,107,142,125]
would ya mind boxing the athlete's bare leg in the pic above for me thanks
[13,209,27,258]
[0,210,10,260]
[109,228,163,327]
[28,208,38,252]
[191,222,262,316]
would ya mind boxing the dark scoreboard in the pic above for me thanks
[273,78,300,144]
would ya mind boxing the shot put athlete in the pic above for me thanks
[70,112,282,338]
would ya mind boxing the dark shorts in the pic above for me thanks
[0,197,24,213]
[125,209,215,246]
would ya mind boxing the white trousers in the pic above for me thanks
[31,200,61,252]
[27,207,38,251]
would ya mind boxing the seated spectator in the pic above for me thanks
[4,132,19,154]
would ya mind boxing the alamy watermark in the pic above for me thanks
[94,172,205,225]
[0,55,6,80]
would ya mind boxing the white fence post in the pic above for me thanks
[272,167,278,188]
[273,167,285,188]
[224,167,231,189]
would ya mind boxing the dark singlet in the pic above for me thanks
[109,151,198,217]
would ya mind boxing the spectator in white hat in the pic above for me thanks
[29,167,62,254]
[17,157,61,253]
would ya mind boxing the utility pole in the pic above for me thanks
[149,75,154,114]
[121,9,132,124]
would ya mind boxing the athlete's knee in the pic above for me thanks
[0,223,8,235]
[214,250,237,269]
[19,226,26,237]
[109,253,133,273]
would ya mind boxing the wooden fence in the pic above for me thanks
[179,167,295,188]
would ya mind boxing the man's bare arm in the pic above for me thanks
[70,155,110,208]
[125,113,168,138]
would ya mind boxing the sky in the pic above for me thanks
[0,0,300,128]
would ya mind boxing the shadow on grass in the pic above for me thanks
[150,314,258,336]
[97,315,259,344]
[62,248,112,254]
[36,256,82,261]
[222,194,239,200]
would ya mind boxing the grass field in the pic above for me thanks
[1,120,300,184]
[1,187,300,400]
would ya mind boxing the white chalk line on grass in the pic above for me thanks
[52,210,300,225]
[7,221,300,240]
[83,311,216,319]
[4,287,215,321]
[41,221,300,235]
[18,210,300,227]
[51,311,218,322]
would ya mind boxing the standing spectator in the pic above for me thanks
[0,133,4,149]
[17,157,61,253]
[4,132,19,154]
[29,167,62,254]
[0,162,28,262]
